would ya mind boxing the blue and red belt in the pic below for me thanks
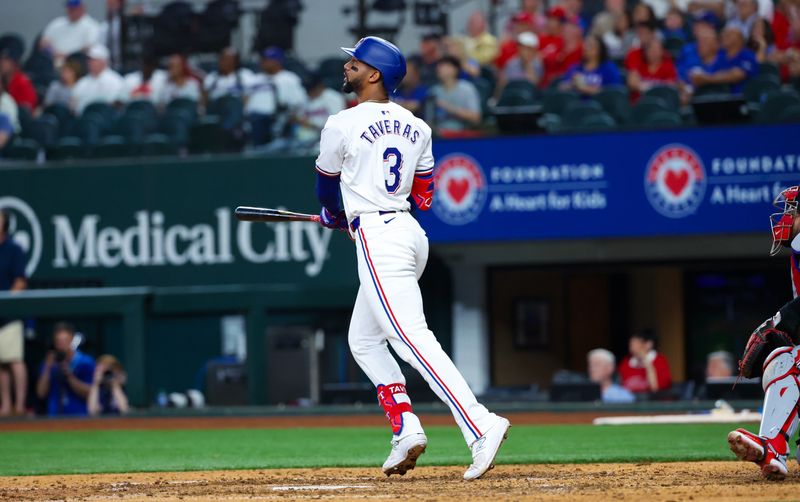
[350,211,397,232]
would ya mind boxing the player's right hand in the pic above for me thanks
[320,208,347,230]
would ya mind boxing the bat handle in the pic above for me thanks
[310,215,321,223]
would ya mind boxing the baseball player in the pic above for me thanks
[314,36,510,480]
[728,186,800,480]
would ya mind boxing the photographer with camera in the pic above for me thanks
[88,355,129,416]
[35,323,95,416]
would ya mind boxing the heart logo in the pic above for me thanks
[447,178,470,204]
[664,169,689,197]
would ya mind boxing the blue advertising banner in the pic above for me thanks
[418,124,799,243]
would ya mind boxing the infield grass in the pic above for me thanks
[0,423,753,476]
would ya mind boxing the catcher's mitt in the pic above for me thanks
[739,319,794,378]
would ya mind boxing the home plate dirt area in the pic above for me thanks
[1,462,799,501]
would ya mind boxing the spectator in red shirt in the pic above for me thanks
[539,6,580,87]
[627,38,679,100]
[503,0,547,36]
[771,0,800,80]
[0,49,38,111]
[618,329,672,394]
[496,12,539,70]
[624,20,661,72]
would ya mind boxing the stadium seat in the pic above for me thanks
[47,137,84,161]
[472,77,494,118]
[561,100,604,127]
[594,86,630,124]
[642,110,682,127]
[207,95,244,131]
[743,75,781,106]
[756,90,800,123]
[77,112,109,146]
[644,86,680,110]
[541,90,579,116]
[497,83,539,107]
[284,55,311,82]
[165,98,199,125]
[778,104,800,122]
[43,103,76,136]
[82,102,117,125]
[23,114,59,149]
[112,111,150,149]
[160,108,193,146]
[758,62,780,79]
[576,112,616,131]
[4,138,40,161]
[631,95,669,124]
[479,66,497,90]
[189,116,225,154]
[125,100,159,131]
[141,133,178,157]
[91,135,131,158]
[693,83,732,97]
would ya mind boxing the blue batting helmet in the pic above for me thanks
[341,36,406,93]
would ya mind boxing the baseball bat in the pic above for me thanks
[234,206,321,223]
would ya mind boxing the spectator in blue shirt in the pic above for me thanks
[393,56,428,118]
[587,348,635,404]
[36,323,95,416]
[560,35,622,96]
[689,24,757,94]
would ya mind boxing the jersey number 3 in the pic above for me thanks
[383,147,403,194]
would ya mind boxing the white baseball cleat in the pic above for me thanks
[464,417,511,481]
[382,433,427,476]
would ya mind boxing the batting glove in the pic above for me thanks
[320,207,347,230]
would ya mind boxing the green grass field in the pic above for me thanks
[0,423,754,477]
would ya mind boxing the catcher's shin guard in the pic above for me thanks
[760,346,800,447]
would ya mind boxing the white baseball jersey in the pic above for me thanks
[315,101,434,221]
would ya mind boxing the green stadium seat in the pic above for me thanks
[125,100,159,131]
[777,104,800,123]
[48,136,84,161]
[82,102,117,125]
[4,138,40,161]
[693,83,732,97]
[576,112,616,131]
[165,98,199,125]
[472,77,494,117]
[743,75,781,106]
[141,133,178,157]
[756,90,800,123]
[542,90,580,116]
[758,62,780,79]
[594,86,630,124]
[643,110,683,127]
[644,86,680,110]
[43,103,76,136]
[497,83,539,107]
[189,116,225,154]
[77,112,110,146]
[23,114,59,149]
[92,135,131,158]
[562,100,604,127]
[632,95,669,124]
[160,109,193,146]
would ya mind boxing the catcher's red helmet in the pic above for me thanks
[769,186,799,256]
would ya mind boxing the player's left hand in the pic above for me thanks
[320,207,347,230]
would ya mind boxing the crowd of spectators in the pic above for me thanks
[0,0,798,158]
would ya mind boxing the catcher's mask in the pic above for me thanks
[770,185,800,256]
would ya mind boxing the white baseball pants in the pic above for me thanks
[348,211,497,445]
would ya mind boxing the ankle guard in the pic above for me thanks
[377,383,413,435]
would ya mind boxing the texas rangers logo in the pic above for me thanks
[432,154,487,226]
[644,144,707,218]
[0,196,42,277]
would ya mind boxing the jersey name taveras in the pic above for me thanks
[315,101,434,221]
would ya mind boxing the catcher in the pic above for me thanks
[728,186,800,480]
